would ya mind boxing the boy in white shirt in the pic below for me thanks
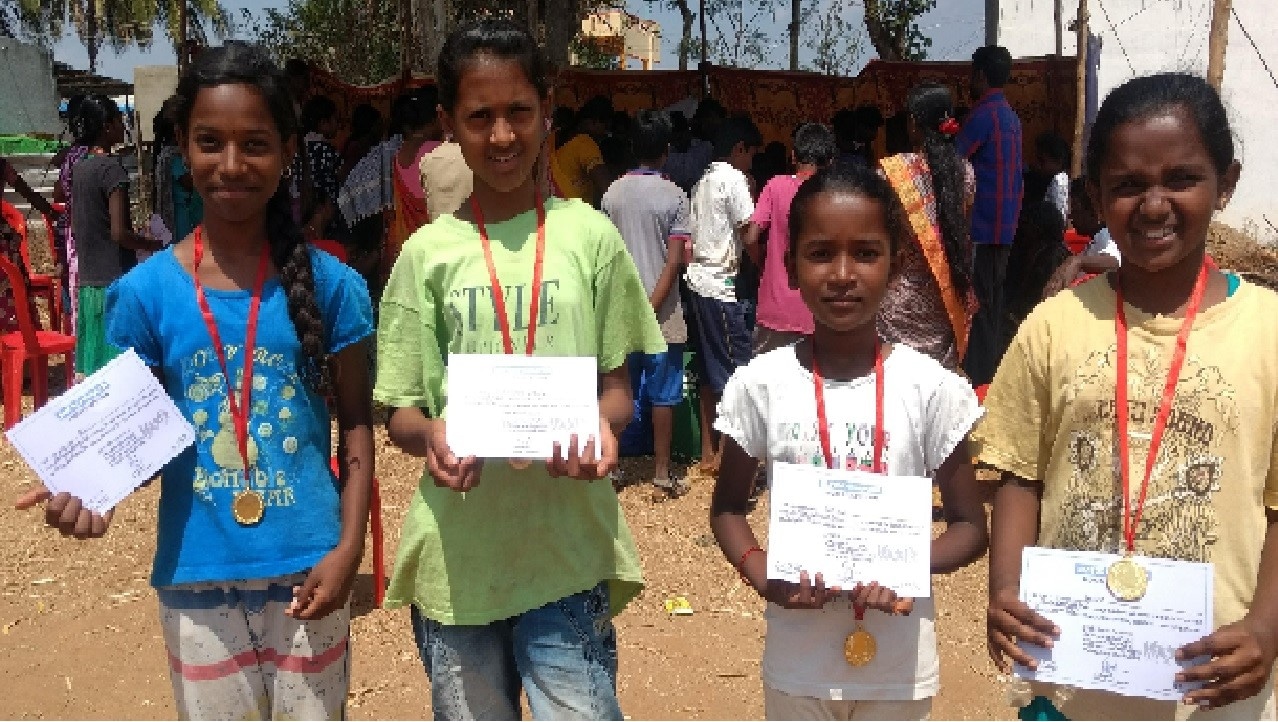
[686,117,761,470]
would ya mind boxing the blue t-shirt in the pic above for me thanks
[105,247,374,587]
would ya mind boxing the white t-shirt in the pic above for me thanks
[714,344,983,701]
[1046,171,1069,220]
[686,161,754,302]
[1083,227,1121,263]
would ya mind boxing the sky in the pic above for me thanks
[49,0,989,83]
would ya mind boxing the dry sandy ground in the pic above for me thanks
[0,420,1009,720]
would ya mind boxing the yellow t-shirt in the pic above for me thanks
[552,133,603,200]
[972,275,1278,720]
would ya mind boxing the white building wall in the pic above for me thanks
[0,40,62,136]
[996,0,1278,238]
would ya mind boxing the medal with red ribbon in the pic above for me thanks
[192,226,271,525]
[812,338,885,666]
[471,191,547,468]
[1107,261,1210,601]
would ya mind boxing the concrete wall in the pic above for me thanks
[133,65,180,145]
[996,0,1278,238]
[0,40,63,136]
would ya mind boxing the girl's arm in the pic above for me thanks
[289,339,374,620]
[711,439,837,609]
[387,407,485,492]
[986,474,1059,671]
[648,233,683,312]
[108,188,159,251]
[931,438,989,573]
[1176,508,1278,709]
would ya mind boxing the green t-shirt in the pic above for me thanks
[374,197,666,624]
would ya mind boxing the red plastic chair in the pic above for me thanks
[330,456,385,606]
[39,203,70,334]
[0,256,76,429]
[2,201,63,335]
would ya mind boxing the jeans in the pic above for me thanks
[411,582,622,720]
[964,243,1012,386]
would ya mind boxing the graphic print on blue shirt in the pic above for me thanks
[774,420,893,475]
[105,247,373,587]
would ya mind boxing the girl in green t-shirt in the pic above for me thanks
[374,18,665,721]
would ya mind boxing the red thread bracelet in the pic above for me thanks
[738,546,764,583]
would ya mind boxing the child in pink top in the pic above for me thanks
[743,123,836,355]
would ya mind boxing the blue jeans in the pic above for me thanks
[410,583,622,720]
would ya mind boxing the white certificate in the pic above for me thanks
[446,354,601,459]
[766,462,932,597]
[5,349,196,514]
[1015,546,1212,701]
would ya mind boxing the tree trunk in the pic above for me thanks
[1206,0,1232,90]
[410,0,451,74]
[86,0,99,73]
[677,0,693,71]
[1071,0,1088,178]
[541,0,580,68]
[789,0,799,70]
[862,0,901,61]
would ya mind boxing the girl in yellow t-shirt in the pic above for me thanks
[979,73,1278,720]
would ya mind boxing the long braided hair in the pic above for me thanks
[906,83,973,295]
[172,41,331,394]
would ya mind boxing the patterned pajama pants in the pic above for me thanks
[157,572,350,720]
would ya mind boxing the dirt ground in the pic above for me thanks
[0,419,1007,720]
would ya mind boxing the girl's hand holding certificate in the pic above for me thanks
[545,419,620,481]
[14,485,114,540]
[1175,616,1278,710]
[424,419,485,492]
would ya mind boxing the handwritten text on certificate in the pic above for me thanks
[766,462,932,597]
[447,355,601,459]
[1015,547,1212,701]
[5,349,196,514]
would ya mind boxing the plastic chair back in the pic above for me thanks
[0,255,41,350]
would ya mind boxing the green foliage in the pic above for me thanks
[13,0,229,57]
[863,0,935,62]
[802,0,863,76]
[704,0,777,68]
[241,0,401,86]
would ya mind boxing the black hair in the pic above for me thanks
[1035,131,1071,168]
[788,164,907,257]
[437,19,548,113]
[152,105,177,147]
[972,45,1013,88]
[71,94,122,147]
[631,109,672,162]
[1022,168,1051,204]
[348,103,382,142]
[553,106,576,149]
[599,133,630,168]
[173,41,330,394]
[389,91,434,135]
[792,122,836,167]
[1069,175,1102,235]
[415,84,440,111]
[907,83,972,294]
[283,58,310,82]
[1006,199,1069,322]
[695,97,726,120]
[577,95,613,123]
[1085,72,1235,181]
[300,95,338,133]
[831,108,857,145]
[852,105,884,142]
[712,117,762,160]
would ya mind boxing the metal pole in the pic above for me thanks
[789,0,800,71]
[1206,0,1232,90]
[1054,0,1064,56]
[1071,0,1088,178]
[985,0,999,46]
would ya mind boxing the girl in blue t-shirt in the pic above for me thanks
[16,42,375,720]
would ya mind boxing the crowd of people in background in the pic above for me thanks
[9,14,1276,722]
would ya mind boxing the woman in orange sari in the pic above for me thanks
[878,84,977,371]
[383,89,441,285]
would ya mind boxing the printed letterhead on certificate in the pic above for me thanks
[5,349,196,514]
[447,354,601,460]
[766,462,932,597]
[1015,547,1213,701]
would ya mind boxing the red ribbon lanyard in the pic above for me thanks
[1114,261,1209,554]
[192,226,270,483]
[812,337,885,618]
[472,190,547,356]
[813,338,885,474]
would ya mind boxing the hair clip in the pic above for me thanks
[938,117,960,137]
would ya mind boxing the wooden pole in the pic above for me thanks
[985,0,999,46]
[789,0,800,71]
[400,0,413,79]
[1206,0,1232,90]
[1071,0,1088,178]
[698,0,709,98]
[177,0,188,74]
[1054,0,1064,56]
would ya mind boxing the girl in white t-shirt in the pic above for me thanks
[711,163,989,720]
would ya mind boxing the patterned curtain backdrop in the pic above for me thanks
[302,55,1075,160]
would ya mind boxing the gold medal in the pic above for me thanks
[844,624,877,667]
[1106,556,1148,601]
[232,488,265,525]
[509,458,533,470]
